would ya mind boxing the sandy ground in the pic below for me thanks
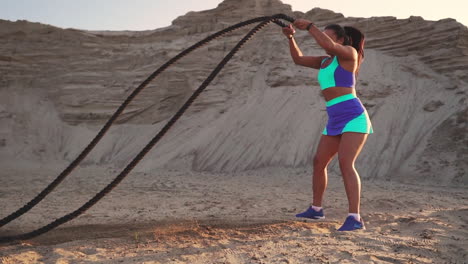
[0,164,467,263]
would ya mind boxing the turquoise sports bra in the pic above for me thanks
[317,56,355,90]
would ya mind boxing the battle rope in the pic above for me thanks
[0,14,294,243]
[0,14,293,229]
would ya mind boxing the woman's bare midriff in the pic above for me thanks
[322,86,356,102]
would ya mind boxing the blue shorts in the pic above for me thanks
[323,94,373,136]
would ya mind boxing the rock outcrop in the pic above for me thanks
[0,0,466,186]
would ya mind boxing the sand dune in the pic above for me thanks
[0,0,466,185]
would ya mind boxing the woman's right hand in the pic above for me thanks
[282,24,296,39]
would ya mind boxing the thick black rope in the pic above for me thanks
[0,14,293,229]
[0,14,294,243]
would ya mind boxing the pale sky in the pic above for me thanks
[1,0,466,30]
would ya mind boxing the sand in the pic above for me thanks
[1,164,467,263]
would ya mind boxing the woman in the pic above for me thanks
[283,19,373,231]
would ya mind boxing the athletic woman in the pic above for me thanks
[283,19,373,231]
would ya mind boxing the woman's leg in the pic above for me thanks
[337,132,368,214]
[312,134,341,207]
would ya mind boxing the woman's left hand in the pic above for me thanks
[294,19,312,30]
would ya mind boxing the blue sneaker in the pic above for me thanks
[295,206,325,219]
[338,216,365,231]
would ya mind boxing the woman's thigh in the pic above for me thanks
[314,134,341,168]
[338,132,368,168]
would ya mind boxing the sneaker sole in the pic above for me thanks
[296,216,325,222]
[338,228,365,231]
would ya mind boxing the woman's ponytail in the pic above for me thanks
[324,24,366,75]
[344,26,365,73]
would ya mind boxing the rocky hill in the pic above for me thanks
[0,0,466,186]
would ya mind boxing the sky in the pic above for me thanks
[1,0,466,31]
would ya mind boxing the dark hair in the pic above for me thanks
[324,24,365,74]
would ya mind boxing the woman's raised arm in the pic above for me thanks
[283,24,328,69]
